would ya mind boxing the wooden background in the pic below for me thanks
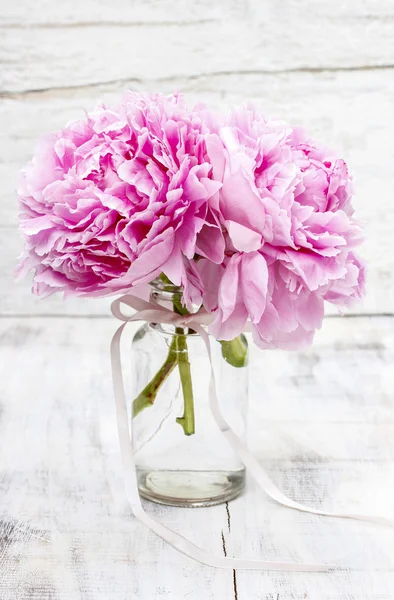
[0,1,393,598]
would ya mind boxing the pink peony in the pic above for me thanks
[17,92,222,306]
[202,106,365,348]
[17,94,365,350]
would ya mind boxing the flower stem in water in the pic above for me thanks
[175,327,195,436]
[132,274,196,434]
[132,336,178,417]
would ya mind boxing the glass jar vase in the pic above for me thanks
[131,279,248,507]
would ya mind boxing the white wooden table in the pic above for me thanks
[1,2,394,598]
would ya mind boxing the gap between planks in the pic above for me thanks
[1,64,394,99]
[220,502,238,600]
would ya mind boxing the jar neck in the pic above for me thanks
[148,278,189,335]
[149,277,184,311]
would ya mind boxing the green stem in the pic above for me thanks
[175,327,195,435]
[132,272,196,435]
[132,336,178,417]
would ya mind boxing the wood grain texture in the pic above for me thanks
[0,0,242,26]
[2,17,394,94]
[0,316,393,599]
[2,0,394,27]
[0,317,234,599]
[1,0,394,95]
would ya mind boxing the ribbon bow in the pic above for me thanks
[110,294,389,572]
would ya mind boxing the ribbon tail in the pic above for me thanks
[110,316,333,572]
[194,326,392,529]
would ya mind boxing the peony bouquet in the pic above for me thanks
[17,92,365,436]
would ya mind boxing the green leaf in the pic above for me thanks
[220,334,248,368]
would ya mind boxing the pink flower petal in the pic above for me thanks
[241,252,268,322]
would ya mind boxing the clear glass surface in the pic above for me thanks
[131,283,248,507]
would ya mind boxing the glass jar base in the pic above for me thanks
[137,468,245,507]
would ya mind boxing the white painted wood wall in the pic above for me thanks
[0,2,393,598]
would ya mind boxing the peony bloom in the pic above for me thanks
[17,92,223,306]
[17,94,365,350]
[203,106,365,348]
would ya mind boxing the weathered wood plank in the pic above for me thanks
[234,314,394,599]
[250,0,394,20]
[0,0,243,26]
[229,481,394,599]
[1,14,394,94]
[0,316,393,598]
[249,314,394,425]
[2,0,394,30]
[0,317,233,599]
[2,0,394,28]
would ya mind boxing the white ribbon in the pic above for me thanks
[110,294,390,572]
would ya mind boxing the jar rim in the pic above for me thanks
[149,276,183,295]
